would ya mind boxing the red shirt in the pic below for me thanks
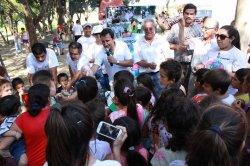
[15,107,50,166]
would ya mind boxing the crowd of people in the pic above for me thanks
[1,2,250,166]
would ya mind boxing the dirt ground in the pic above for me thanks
[0,34,70,84]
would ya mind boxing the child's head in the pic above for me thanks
[113,117,147,166]
[194,68,210,92]
[32,70,56,96]
[186,104,247,166]
[136,72,154,93]
[203,69,231,95]
[160,59,182,86]
[114,78,138,123]
[0,79,13,97]
[135,86,151,108]
[57,73,69,89]
[198,94,222,112]
[113,70,134,84]
[76,76,98,103]
[45,101,94,166]
[28,84,50,117]
[86,101,105,130]
[231,68,250,90]
[0,66,7,79]
[12,77,25,93]
[165,97,200,151]
[243,71,250,94]
[0,95,21,116]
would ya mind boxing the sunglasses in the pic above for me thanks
[215,34,230,40]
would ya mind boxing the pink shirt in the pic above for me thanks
[109,104,144,126]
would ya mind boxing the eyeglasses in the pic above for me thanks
[215,34,230,40]
[202,26,214,31]
[144,27,154,31]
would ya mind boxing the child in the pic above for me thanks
[137,73,156,106]
[56,73,70,94]
[186,104,247,166]
[86,101,112,160]
[113,117,148,166]
[109,78,144,127]
[151,97,200,166]
[0,79,13,98]
[0,95,27,165]
[53,33,64,55]
[12,77,27,113]
[192,68,210,103]
[203,69,235,105]
[135,86,152,127]
[159,59,186,95]
[231,68,250,105]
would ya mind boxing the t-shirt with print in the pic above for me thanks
[66,52,90,75]
[0,116,17,136]
[94,40,132,80]
[202,46,247,72]
[15,107,50,166]
[26,48,59,74]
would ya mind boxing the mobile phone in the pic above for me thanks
[96,121,122,140]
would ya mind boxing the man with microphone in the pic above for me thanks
[91,28,133,81]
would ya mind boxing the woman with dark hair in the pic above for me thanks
[113,117,149,166]
[44,101,127,166]
[151,97,200,166]
[186,104,247,166]
[0,84,51,166]
[201,25,247,73]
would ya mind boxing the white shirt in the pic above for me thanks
[189,38,218,71]
[26,48,59,74]
[94,40,132,80]
[77,35,96,54]
[222,94,235,105]
[89,139,111,160]
[66,52,90,75]
[134,34,174,73]
[202,46,247,72]
[72,24,83,36]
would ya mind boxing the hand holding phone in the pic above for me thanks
[96,121,122,140]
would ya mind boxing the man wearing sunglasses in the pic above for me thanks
[134,19,174,99]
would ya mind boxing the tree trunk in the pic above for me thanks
[235,0,250,53]
[0,31,7,44]
[24,16,38,46]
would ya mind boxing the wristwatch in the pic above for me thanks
[116,60,120,65]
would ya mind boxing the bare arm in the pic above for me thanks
[50,67,58,86]
[28,74,33,86]
[68,66,74,79]
[91,64,100,76]
[67,70,82,90]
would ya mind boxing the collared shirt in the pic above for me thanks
[167,22,202,62]
[134,34,174,73]
[94,40,132,80]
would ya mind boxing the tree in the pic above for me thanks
[4,0,49,46]
[235,0,250,53]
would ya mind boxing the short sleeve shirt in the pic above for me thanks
[26,48,59,74]
[72,24,83,36]
[66,53,90,75]
[0,116,17,136]
[94,40,132,80]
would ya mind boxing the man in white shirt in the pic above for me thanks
[91,28,133,81]
[72,20,83,41]
[66,42,90,90]
[134,19,174,98]
[77,23,96,55]
[26,42,59,85]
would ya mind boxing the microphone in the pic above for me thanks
[105,48,113,66]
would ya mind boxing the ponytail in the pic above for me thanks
[114,79,139,124]
[28,84,50,117]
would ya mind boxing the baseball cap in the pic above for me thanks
[83,23,92,29]
[92,25,103,34]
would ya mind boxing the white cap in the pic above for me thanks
[92,25,103,34]
[83,23,92,29]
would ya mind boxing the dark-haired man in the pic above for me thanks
[26,43,59,85]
